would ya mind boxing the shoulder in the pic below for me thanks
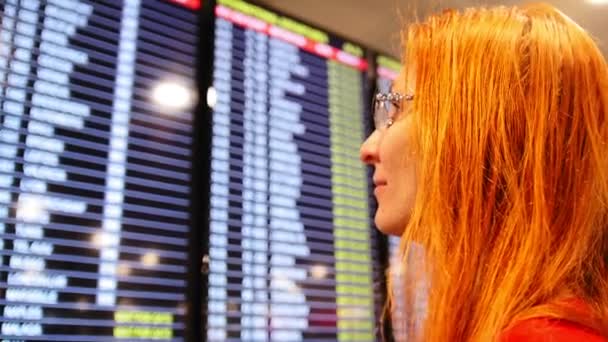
[500,318,607,342]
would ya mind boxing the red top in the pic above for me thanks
[501,318,607,341]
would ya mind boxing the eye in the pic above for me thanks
[387,100,401,118]
[391,100,401,111]
[373,92,413,130]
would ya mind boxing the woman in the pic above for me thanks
[361,3,608,341]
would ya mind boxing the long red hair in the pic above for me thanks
[391,3,608,341]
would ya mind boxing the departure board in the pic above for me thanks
[0,0,199,340]
[206,0,380,340]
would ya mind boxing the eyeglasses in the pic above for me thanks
[373,92,414,130]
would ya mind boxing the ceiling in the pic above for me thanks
[254,0,608,58]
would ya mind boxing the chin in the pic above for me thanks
[374,203,413,236]
[374,214,406,236]
[378,226,405,236]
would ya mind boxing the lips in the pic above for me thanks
[373,177,387,198]
[373,178,387,186]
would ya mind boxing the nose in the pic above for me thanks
[360,130,380,165]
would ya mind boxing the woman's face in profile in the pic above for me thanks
[360,71,417,236]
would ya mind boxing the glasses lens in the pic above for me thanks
[373,97,391,130]
[373,99,384,129]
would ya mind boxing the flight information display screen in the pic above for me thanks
[0,0,199,340]
[375,55,399,93]
[206,0,381,340]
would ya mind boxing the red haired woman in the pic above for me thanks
[361,3,608,341]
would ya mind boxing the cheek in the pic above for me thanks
[392,159,417,204]
[381,126,416,180]
[380,121,418,210]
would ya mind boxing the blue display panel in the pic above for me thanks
[0,0,199,340]
[206,0,384,341]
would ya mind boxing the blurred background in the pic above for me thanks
[0,1,604,342]
[258,0,608,57]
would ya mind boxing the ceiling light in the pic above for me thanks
[206,86,217,109]
[151,81,195,111]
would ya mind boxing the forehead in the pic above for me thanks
[392,68,414,93]
[392,73,406,92]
